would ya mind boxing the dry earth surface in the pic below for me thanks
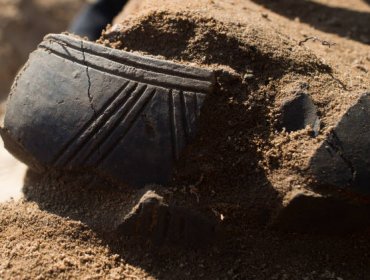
[1,0,370,279]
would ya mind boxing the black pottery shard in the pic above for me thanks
[0,34,215,187]
[277,92,320,136]
[117,191,217,247]
[309,93,370,194]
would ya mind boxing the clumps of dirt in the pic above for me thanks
[2,201,370,280]
[0,200,152,279]
[99,10,330,75]
[96,10,365,229]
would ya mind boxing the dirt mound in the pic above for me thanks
[97,8,368,229]
[1,0,370,278]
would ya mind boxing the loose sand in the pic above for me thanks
[1,0,370,279]
[0,200,152,279]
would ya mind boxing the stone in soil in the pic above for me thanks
[277,91,320,136]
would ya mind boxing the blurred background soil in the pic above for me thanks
[0,0,84,100]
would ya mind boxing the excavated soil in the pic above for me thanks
[0,200,152,279]
[98,0,370,226]
[1,0,370,279]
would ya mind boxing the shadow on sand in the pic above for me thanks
[251,0,370,44]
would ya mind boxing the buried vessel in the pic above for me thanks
[1,32,370,237]
[0,33,215,188]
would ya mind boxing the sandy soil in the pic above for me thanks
[0,200,152,279]
[100,0,370,227]
[1,0,370,279]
